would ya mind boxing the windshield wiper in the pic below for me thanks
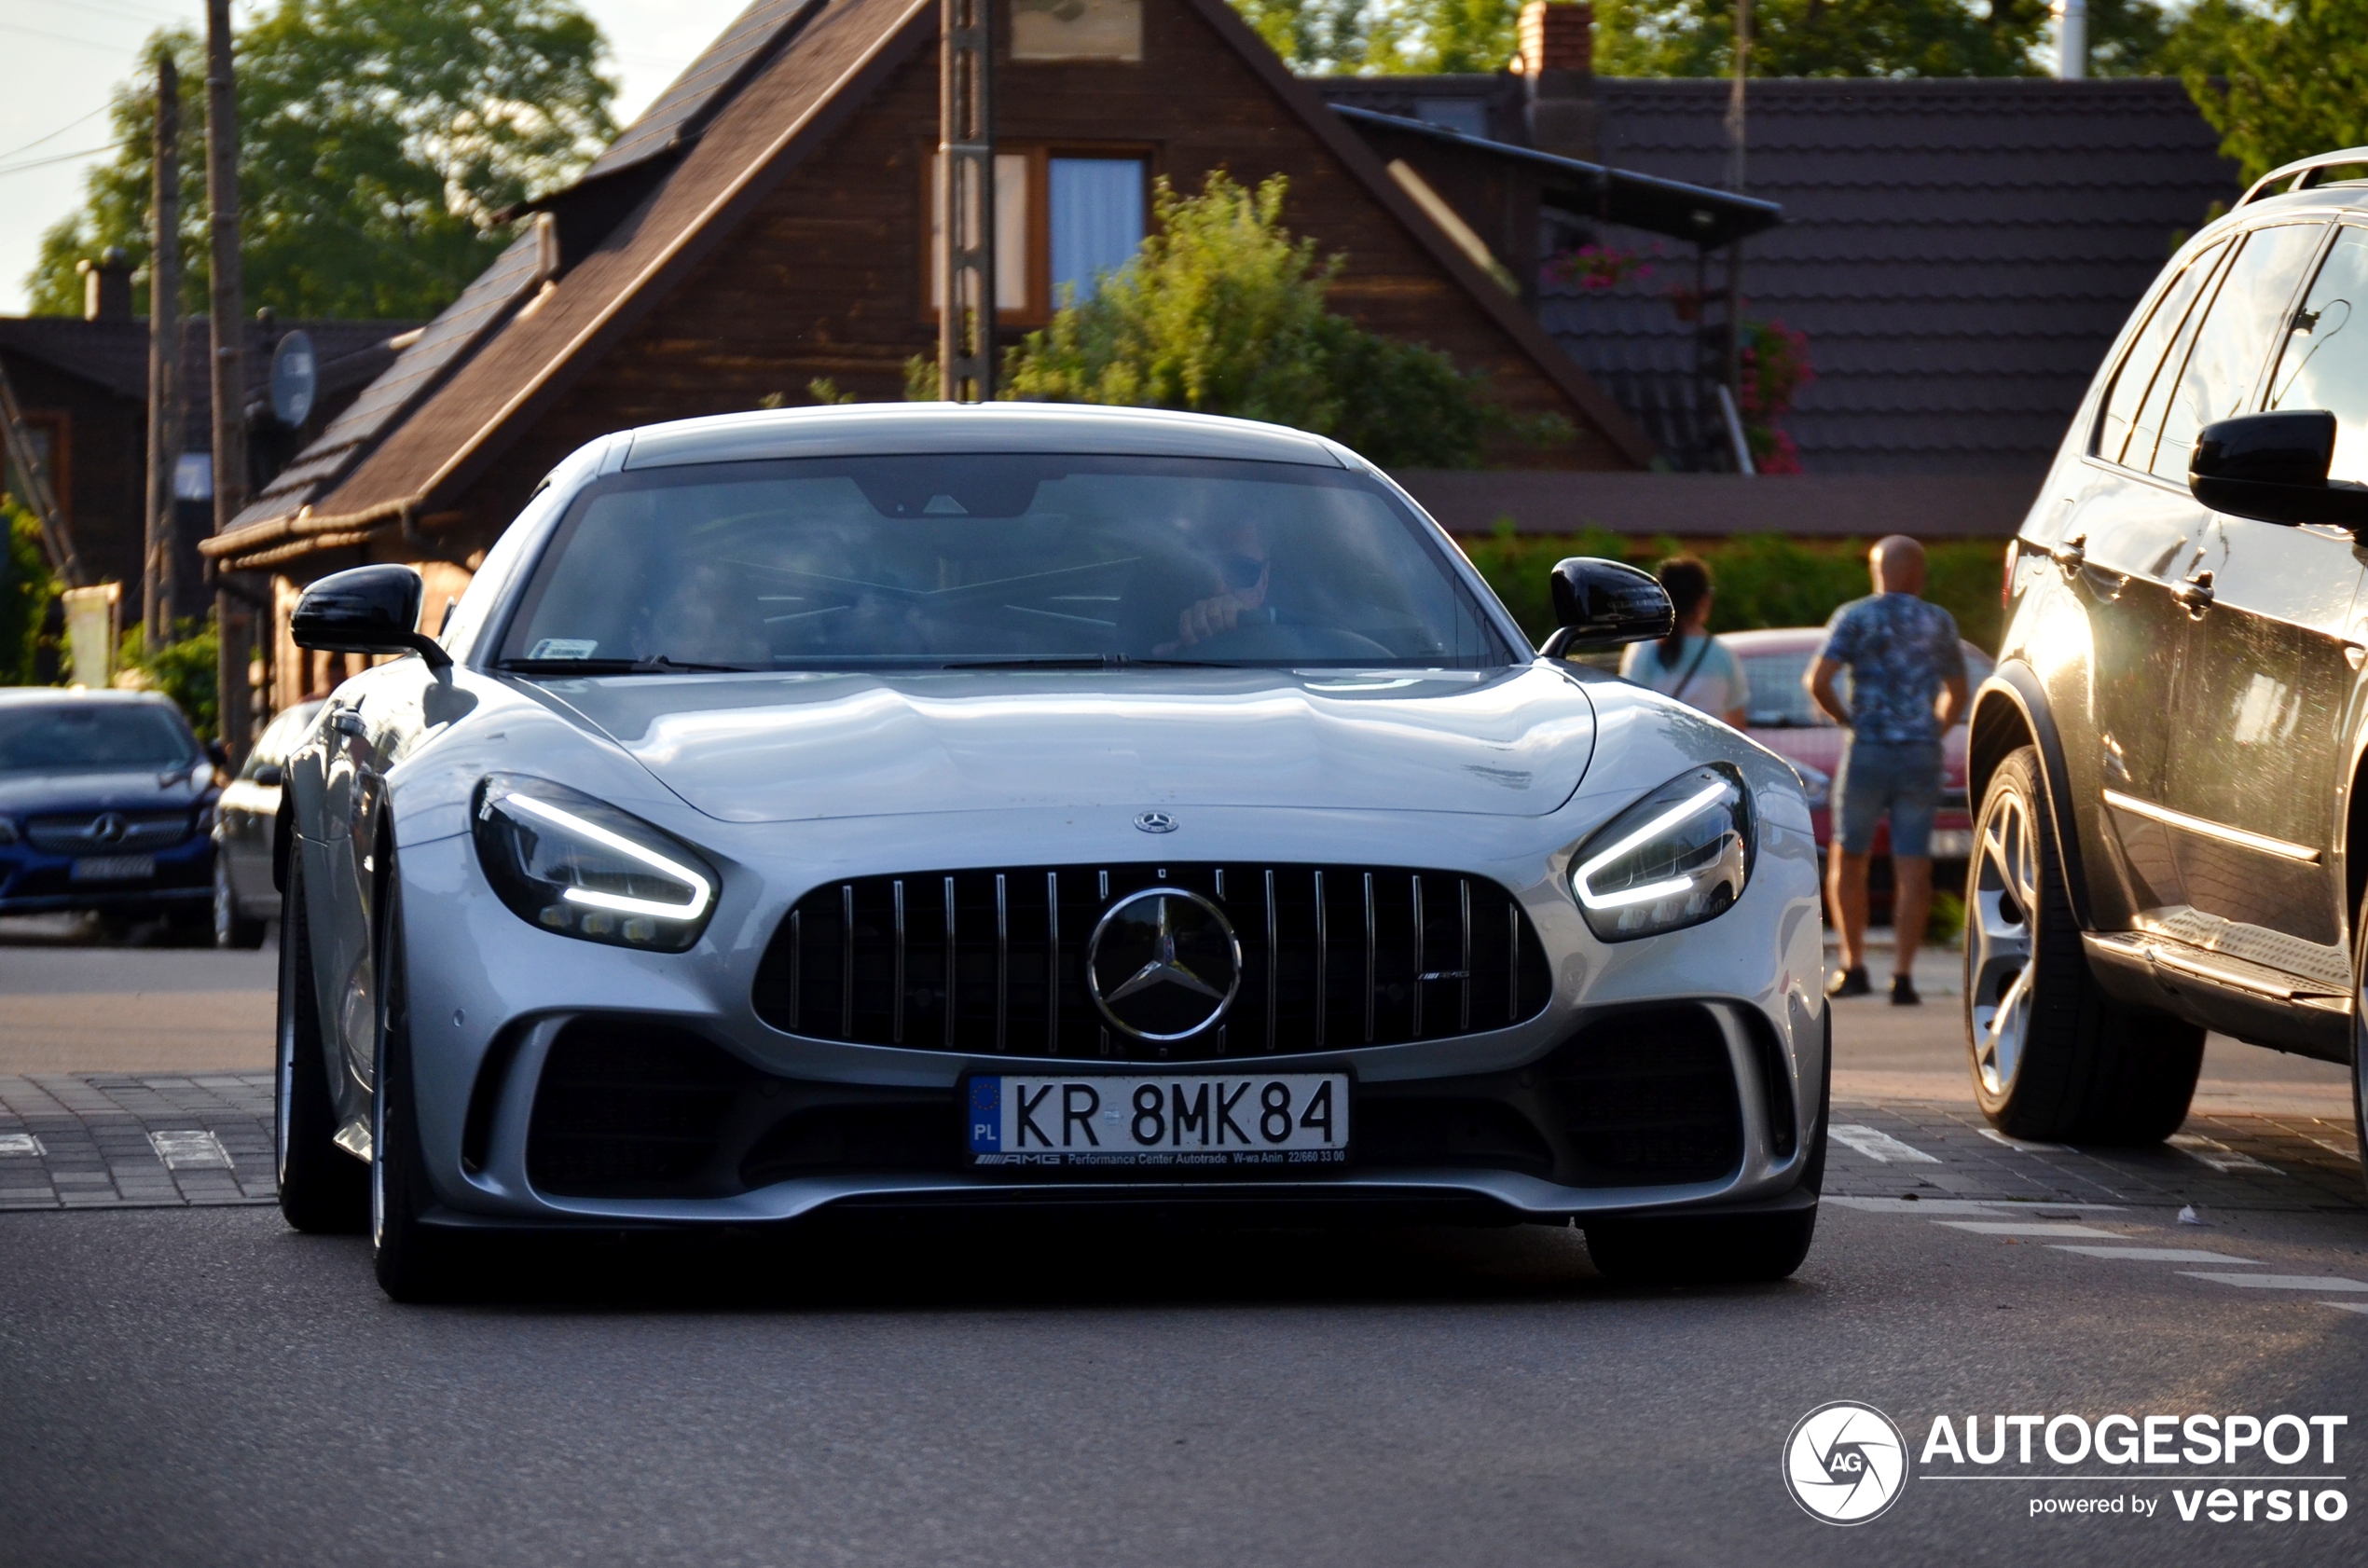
[936,653,1246,671]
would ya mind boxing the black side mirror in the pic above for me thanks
[291,564,451,670]
[204,738,228,768]
[2190,411,2368,530]
[1541,557,1676,655]
[252,763,284,789]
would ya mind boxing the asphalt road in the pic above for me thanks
[2,930,2365,1566]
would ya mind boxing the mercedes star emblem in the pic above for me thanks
[1134,811,1177,833]
[89,813,128,846]
[1085,887,1241,1041]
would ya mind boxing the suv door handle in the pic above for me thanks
[2048,533,2086,572]
[2172,570,2215,618]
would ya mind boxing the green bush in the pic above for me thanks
[1460,523,2009,653]
[1,501,62,686]
[116,618,221,741]
[983,172,1565,468]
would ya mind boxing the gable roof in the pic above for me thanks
[203,0,1654,570]
[1548,77,2240,475]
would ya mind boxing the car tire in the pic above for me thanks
[2351,909,2368,1204]
[1584,1007,1829,1286]
[1964,746,2204,1144]
[370,871,464,1303]
[275,857,367,1232]
[213,854,267,950]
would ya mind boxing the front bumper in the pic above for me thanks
[0,833,213,916]
[386,803,1828,1231]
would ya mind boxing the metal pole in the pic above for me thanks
[146,56,182,645]
[2054,0,2087,79]
[938,0,995,402]
[205,0,252,756]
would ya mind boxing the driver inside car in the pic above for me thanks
[1153,516,1273,656]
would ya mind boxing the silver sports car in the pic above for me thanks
[272,404,1828,1300]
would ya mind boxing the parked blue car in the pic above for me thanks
[0,689,223,934]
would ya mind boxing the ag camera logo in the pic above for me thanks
[1784,1401,1909,1524]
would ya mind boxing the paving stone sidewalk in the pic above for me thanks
[1827,1095,2365,1214]
[0,1074,276,1210]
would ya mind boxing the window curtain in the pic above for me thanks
[1049,158,1146,307]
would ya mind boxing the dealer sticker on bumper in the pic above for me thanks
[968,1073,1349,1168]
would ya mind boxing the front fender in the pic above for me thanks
[1968,661,2093,930]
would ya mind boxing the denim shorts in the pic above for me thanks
[1833,737,1944,856]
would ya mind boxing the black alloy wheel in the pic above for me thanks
[1583,1007,1830,1286]
[1964,746,2203,1143]
[370,866,464,1301]
[274,857,368,1232]
[2351,909,2368,1203]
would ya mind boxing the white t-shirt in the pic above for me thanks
[1619,634,1747,720]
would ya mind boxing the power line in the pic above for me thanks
[0,103,112,164]
[0,21,143,57]
[0,144,128,180]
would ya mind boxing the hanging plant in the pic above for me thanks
[1543,242,1658,293]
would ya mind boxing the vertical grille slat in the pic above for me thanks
[754,862,1550,1061]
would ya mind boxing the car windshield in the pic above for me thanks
[497,454,1517,671]
[1739,644,1993,727]
[0,704,197,774]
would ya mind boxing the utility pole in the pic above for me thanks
[938,0,995,402]
[146,55,182,646]
[205,0,252,758]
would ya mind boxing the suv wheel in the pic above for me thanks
[1964,747,2203,1143]
[2351,910,2368,1202]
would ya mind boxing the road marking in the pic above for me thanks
[2168,1134,2281,1176]
[1826,1198,2124,1215]
[1978,1128,2073,1151]
[2048,1246,2262,1264]
[1830,1124,1941,1163]
[1937,1220,2126,1237]
[2178,1272,2368,1291]
[2327,1303,2368,1315]
[2298,1132,2361,1163]
[0,1134,44,1157]
[148,1130,232,1170]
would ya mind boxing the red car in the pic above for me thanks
[1721,626,1993,883]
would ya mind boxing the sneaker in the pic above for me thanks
[1891,974,1921,1007]
[1825,965,1870,998]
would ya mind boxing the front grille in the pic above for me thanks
[753,862,1551,1061]
[25,810,192,855]
[1542,1006,1744,1185]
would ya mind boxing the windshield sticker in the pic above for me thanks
[528,639,599,660]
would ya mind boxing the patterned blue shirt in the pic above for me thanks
[1817,594,1967,744]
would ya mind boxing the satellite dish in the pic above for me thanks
[268,330,317,428]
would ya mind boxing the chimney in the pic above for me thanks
[2053,0,2087,78]
[79,248,134,322]
[1517,2,1598,163]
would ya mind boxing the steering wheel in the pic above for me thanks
[1182,623,1396,661]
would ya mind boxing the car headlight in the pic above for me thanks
[1571,763,1755,942]
[1789,760,1830,807]
[472,775,717,951]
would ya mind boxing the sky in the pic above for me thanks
[0,0,750,315]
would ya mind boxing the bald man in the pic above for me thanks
[1805,536,1970,1004]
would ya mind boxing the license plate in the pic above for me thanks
[967,1073,1349,1168]
[1926,829,1975,859]
[71,855,155,882]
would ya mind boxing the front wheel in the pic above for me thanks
[275,856,367,1232]
[371,872,465,1301]
[2350,913,2368,1202]
[1964,746,2202,1143]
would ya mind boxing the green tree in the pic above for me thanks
[1,502,62,686]
[2170,0,2368,186]
[1592,0,2052,77]
[994,172,1554,467]
[28,0,616,320]
[116,620,221,739]
[1230,0,1519,72]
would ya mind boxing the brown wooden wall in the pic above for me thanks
[404,0,1636,564]
[2,351,145,597]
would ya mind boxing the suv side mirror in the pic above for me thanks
[204,738,228,768]
[291,564,451,670]
[2189,411,2368,530]
[252,763,284,789]
[1541,557,1676,655]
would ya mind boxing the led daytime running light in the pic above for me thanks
[1573,781,1729,911]
[501,792,713,921]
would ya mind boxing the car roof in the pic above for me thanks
[0,686,186,712]
[616,402,1356,474]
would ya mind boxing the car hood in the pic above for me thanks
[521,666,1597,823]
[0,766,212,818]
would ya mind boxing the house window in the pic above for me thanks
[926,148,1149,321]
[1049,158,1146,305]
[1012,0,1142,62]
